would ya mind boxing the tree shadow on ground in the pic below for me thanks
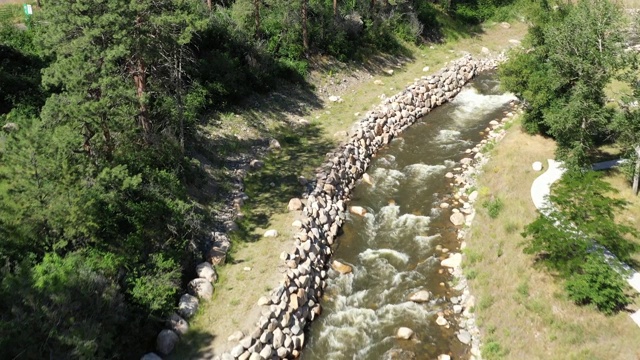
[234,122,336,242]
[167,330,216,360]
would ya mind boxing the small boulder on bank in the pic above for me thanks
[532,161,543,171]
[156,329,179,355]
[167,313,189,336]
[441,253,462,268]
[196,262,217,283]
[188,278,214,300]
[264,229,279,238]
[288,198,304,211]
[450,212,465,226]
[178,294,199,318]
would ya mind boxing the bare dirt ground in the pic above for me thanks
[170,21,529,359]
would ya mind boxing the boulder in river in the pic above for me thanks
[331,260,353,274]
[408,290,431,303]
[349,206,367,216]
[396,327,414,340]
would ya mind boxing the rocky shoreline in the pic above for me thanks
[438,100,522,360]
[143,53,512,360]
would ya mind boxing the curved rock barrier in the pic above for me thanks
[142,54,507,359]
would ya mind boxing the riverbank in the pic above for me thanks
[170,21,528,359]
[463,119,640,359]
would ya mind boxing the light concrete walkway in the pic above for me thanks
[531,159,640,327]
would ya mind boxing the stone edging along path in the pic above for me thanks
[143,54,512,360]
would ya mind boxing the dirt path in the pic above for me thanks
[170,21,528,359]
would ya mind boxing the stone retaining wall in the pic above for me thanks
[143,54,503,360]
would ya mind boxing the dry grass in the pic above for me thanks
[465,120,640,360]
[172,21,529,358]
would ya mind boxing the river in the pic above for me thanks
[301,72,516,360]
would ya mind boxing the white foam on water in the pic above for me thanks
[391,269,426,287]
[436,129,461,142]
[414,234,441,248]
[392,214,431,233]
[403,163,446,183]
[450,87,517,124]
[444,159,457,168]
[359,248,410,266]
[376,204,401,228]
[371,167,405,193]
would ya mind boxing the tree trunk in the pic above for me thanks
[333,0,337,17]
[133,58,151,140]
[254,0,260,39]
[207,0,212,11]
[302,0,309,55]
[36,0,41,8]
[634,145,640,195]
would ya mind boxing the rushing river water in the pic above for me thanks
[302,73,516,360]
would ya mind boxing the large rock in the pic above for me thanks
[450,212,465,226]
[349,206,367,216]
[207,232,230,266]
[362,173,373,185]
[188,278,214,300]
[441,253,462,268]
[196,262,217,283]
[178,294,199,318]
[457,329,472,344]
[408,290,431,303]
[167,313,189,336]
[396,327,414,340]
[264,229,279,238]
[288,198,304,211]
[156,329,179,355]
[331,260,353,274]
[532,161,543,171]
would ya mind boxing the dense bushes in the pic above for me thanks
[522,171,638,313]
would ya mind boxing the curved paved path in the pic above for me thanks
[531,159,640,327]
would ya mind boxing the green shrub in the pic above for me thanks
[483,339,509,359]
[482,197,504,219]
[565,253,630,315]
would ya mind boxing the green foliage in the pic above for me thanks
[482,197,503,218]
[483,339,509,359]
[0,251,127,359]
[500,0,624,169]
[565,253,631,314]
[129,253,181,314]
[522,170,637,313]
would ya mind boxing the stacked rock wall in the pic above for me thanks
[211,54,501,360]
